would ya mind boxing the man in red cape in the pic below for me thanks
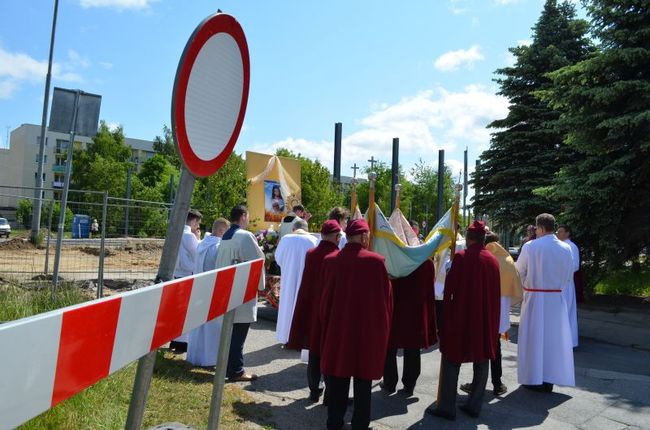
[320,219,393,430]
[380,259,437,397]
[428,220,500,420]
[287,220,342,402]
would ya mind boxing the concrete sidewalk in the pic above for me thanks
[235,305,650,429]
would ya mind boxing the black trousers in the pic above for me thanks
[326,376,371,430]
[226,322,250,378]
[307,352,323,396]
[438,356,488,417]
[383,348,421,391]
[491,335,503,386]
[435,300,444,339]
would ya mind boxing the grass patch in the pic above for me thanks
[1,284,273,429]
[594,265,650,297]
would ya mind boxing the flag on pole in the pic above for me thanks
[368,203,455,278]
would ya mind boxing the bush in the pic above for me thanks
[16,199,33,228]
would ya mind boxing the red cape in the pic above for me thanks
[319,243,393,380]
[286,240,340,352]
[388,259,437,349]
[440,242,500,364]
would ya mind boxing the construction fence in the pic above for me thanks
[0,185,172,293]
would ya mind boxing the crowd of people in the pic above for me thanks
[171,204,583,429]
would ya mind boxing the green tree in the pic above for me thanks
[543,0,650,277]
[152,125,181,168]
[409,159,455,229]
[471,0,593,234]
[275,149,343,230]
[192,152,247,228]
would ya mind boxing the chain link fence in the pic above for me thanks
[0,185,172,295]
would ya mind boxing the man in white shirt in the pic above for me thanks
[556,224,580,347]
[516,213,575,392]
[173,209,202,278]
[170,208,202,353]
[274,219,318,344]
[214,205,265,382]
[186,218,230,367]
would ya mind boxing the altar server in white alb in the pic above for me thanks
[556,224,580,347]
[516,213,575,392]
[186,218,230,367]
[274,219,318,344]
[170,209,202,353]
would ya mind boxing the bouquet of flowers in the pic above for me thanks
[256,227,279,270]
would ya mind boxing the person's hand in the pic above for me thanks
[194,229,201,240]
[303,211,312,221]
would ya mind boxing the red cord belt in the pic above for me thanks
[524,287,562,292]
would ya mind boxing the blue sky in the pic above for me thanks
[0,0,584,187]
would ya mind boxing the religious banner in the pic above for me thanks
[246,151,301,230]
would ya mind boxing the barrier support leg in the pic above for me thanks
[125,351,157,430]
[207,310,236,430]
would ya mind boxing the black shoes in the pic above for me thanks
[523,382,553,393]
[460,382,508,396]
[398,386,414,397]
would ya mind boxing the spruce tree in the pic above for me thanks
[471,0,592,234]
[544,0,650,272]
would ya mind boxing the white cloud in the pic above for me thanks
[68,50,91,68]
[105,122,121,131]
[99,61,113,70]
[79,0,155,10]
[517,39,532,46]
[0,46,83,99]
[448,0,468,15]
[434,45,485,72]
[495,0,519,5]
[251,85,509,177]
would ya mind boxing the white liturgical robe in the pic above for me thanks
[274,232,318,344]
[186,235,223,367]
[214,227,265,324]
[564,238,580,347]
[516,234,575,386]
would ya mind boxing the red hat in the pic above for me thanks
[320,219,341,235]
[467,220,486,235]
[345,219,369,236]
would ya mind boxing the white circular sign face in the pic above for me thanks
[185,33,243,161]
[172,13,250,177]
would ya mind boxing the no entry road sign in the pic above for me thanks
[172,13,250,177]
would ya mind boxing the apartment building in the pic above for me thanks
[0,123,156,218]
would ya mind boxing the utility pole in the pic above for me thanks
[32,0,59,242]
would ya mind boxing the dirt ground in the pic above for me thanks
[0,238,162,281]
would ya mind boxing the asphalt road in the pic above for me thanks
[229,306,650,430]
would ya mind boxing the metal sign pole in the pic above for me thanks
[97,191,108,299]
[207,310,236,430]
[125,167,196,430]
[52,90,80,296]
[44,199,54,274]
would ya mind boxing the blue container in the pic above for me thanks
[72,214,91,239]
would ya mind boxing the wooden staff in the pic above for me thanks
[436,183,463,407]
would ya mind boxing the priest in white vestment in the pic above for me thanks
[186,218,230,367]
[557,224,580,347]
[516,213,575,391]
[274,219,318,344]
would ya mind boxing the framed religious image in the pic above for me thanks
[264,180,286,222]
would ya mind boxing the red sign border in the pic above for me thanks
[172,13,250,177]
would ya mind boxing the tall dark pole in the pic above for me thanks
[436,149,445,222]
[463,147,468,226]
[333,122,342,183]
[390,137,399,213]
[474,159,481,221]
[31,0,59,242]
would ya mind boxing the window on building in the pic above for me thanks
[36,136,49,146]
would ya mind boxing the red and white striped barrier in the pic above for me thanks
[0,258,264,430]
